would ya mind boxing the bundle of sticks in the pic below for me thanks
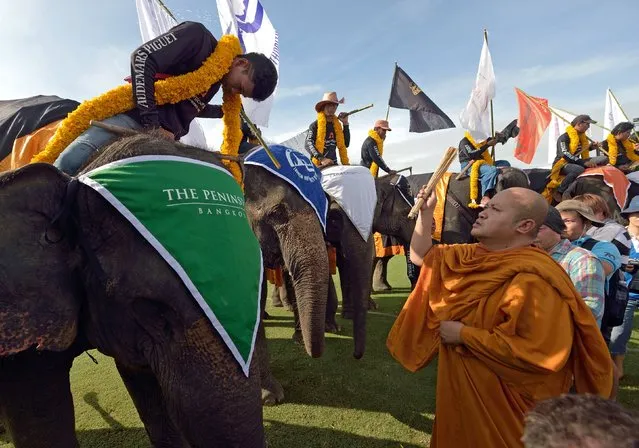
[407,146,458,219]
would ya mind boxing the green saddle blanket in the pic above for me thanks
[79,155,262,376]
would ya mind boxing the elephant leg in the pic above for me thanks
[0,352,78,448]
[340,261,354,320]
[269,283,283,307]
[372,257,392,292]
[255,321,285,406]
[252,276,284,405]
[116,363,187,447]
[325,275,340,333]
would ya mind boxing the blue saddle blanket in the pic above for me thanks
[244,145,328,231]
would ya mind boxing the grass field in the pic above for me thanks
[1,256,637,447]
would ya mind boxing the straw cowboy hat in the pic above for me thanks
[315,92,345,112]
[374,119,392,131]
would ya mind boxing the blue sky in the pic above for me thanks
[1,0,638,172]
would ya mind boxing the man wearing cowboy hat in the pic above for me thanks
[361,119,396,177]
[304,91,350,167]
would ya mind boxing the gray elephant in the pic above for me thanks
[242,157,373,405]
[0,134,266,447]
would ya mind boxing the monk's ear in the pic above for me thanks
[516,218,536,235]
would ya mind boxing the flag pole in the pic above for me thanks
[385,62,397,121]
[485,29,496,159]
[156,0,178,21]
[609,88,639,142]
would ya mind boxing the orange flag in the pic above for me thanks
[514,88,552,164]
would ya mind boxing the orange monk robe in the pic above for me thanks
[386,244,613,448]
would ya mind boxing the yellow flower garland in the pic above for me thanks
[464,131,494,164]
[368,129,384,177]
[566,125,590,159]
[313,112,349,166]
[544,125,590,200]
[220,90,244,184]
[468,160,488,208]
[606,134,636,166]
[32,34,243,173]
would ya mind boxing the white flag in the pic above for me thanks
[547,107,592,165]
[603,88,629,139]
[459,35,495,141]
[216,0,279,127]
[135,0,209,149]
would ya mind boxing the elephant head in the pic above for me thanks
[243,164,329,358]
[373,174,415,245]
[0,164,80,357]
[496,167,530,192]
[0,135,265,447]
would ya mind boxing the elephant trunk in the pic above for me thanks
[278,212,329,358]
[155,319,265,447]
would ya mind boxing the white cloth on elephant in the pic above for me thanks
[320,165,377,241]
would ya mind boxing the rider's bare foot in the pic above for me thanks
[479,196,491,208]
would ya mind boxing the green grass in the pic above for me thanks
[1,256,637,447]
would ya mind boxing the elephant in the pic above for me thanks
[244,160,371,360]
[0,133,267,447]
[368,174,419,292]
[525,167,625,222]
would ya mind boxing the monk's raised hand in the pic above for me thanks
[416,189,437,211]
[439,321,464,345]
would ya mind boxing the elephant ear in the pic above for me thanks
[0,163,81,356]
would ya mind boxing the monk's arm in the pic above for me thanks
[459,274,574,380]
[409,207,434,266]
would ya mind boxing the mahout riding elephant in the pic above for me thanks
[0,134,267,448]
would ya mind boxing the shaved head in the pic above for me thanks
[504,188,549,235]
[471,187,549,250]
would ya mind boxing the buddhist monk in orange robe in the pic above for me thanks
[387,187,613,448]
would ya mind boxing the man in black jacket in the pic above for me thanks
[54,21,278,175]
[551,115,607,201]
[361,119,396,177]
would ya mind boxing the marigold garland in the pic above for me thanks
[544,125,590,200]
[464,131,494,165]
[313,112,349,166]
[606,134,636,166]
[368,129,384,177]
[566,125,590,160]
[468,160,488,208]
[32,35,243,167]
[220,90,244,184]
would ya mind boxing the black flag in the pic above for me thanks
[388,65,455,133]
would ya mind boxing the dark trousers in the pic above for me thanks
[558,163,585,193]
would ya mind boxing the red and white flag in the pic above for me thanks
[514,88,551,164]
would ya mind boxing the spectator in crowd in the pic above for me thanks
[612,196,639,379]
[573,193,631,267]
[534,206,606,326]
[556,200,621,280]
[522,394,639,448]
